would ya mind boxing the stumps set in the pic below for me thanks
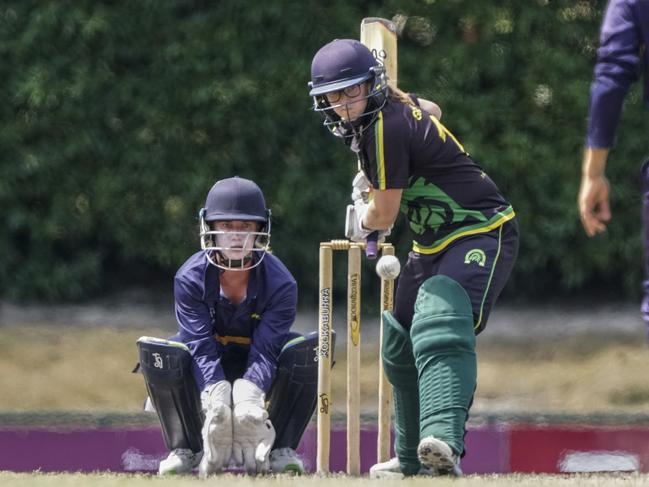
[316,239,395,475]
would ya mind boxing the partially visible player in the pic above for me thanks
[308,39,519,478]
[137,176,322,476]
[578,0,649,335]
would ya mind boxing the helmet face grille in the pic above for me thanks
[199,221,272,272]
[311,65,388,140]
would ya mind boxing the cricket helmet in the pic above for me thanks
[308,39,388,139]
[199,176,271,271]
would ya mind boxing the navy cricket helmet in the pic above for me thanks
[202,176,269,223]
[308,39,388,139]
[199,177,271,271]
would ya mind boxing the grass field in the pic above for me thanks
[2,472,649,487]
[1,325,648,414]
[2,326,649,481]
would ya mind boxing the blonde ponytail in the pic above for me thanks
[388,86,418,107]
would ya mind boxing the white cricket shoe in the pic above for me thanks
[369,456,434,479]
[417,436,462,476]
[158,448,201,475]
[269,447,304,474]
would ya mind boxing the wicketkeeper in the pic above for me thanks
[137,176,322,476]
[308,39,519,477]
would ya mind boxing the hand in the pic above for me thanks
[345,201,372,242]
[351,170,371,204]
[345,201,393,243]
[578,174,611,237]
[199,381,233,477]
[232,379,276,475]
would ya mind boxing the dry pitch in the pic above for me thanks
[1,472,649,487]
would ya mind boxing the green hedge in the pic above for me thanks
[2,1,647,304]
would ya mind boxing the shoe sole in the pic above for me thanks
[417,440,460,476]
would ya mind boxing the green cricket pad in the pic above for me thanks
[410,275,477,456]
[381,311,421,475]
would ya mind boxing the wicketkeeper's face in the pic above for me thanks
[325,82,370,122]
[212,220,260,260]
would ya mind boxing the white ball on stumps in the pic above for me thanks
[375,255,401,280]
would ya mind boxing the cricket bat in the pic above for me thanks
[359,18,398,260]
[361,17,398,89]
[360,17,396,466]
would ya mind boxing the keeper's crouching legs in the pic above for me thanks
[410,275,476,475]
[136,337,204,475]
[266,330,334,474]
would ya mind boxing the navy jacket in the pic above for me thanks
[587,0,649,147]
[173,251,297,393]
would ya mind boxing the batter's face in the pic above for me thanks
[212,220,259,260]
[326,82,370,122]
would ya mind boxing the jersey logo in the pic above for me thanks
[410,106,423,121]
[464,249,486,267]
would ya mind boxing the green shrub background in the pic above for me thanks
[2,1,648,304]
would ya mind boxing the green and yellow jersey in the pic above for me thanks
[356,98,515,255]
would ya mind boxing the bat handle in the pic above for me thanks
[366,231,379,259]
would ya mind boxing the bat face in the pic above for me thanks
[360,17,398,87]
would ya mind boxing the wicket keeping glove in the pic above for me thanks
[198,380,233,477]
[232,379,275,475]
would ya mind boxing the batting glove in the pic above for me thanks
[351,170,371,204]
[345,201,392,243]
[345,201,372,242]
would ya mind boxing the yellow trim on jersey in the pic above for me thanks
[214,334,251,346]
[413,207,515,255]
[475,224,504,331]
[375,112,387,190]
[429,115,466,153]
